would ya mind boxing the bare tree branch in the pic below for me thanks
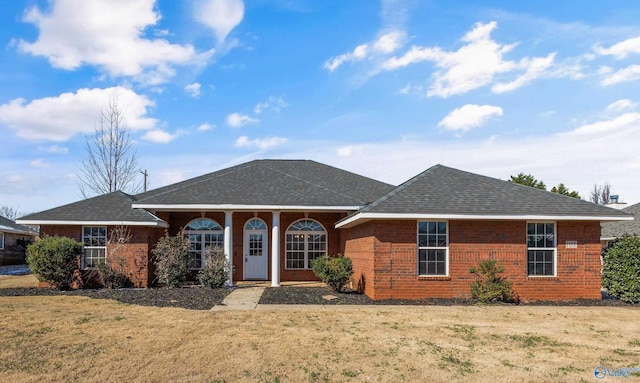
[78,96,141,198]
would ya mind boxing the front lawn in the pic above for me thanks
[1,295,639,382]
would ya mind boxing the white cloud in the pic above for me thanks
[197,123,214,131]
[253,96,288,114]
[337,145,364,157]
[38,144,69,154]
[601,65,640,86]
[194,0,244,44]
[438,104,503,133]
[141,129,177,143]
[30,159,50,168]
[234,136,287,150]
[226,112,258,127]
[381,21,555,97]
[607,99,637,112]
[492,53,556,93]
[594,35,640,59]
[184,82,202,97]
[0,86,157,141]
[17,0,214,85]
[324,31,406,72]
[565,113,640,136]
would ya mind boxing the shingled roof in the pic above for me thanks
[0,215,35,235]
[337,165,632,228]
[17,191,167,227]
[133,159,395,210]
[601,203,640,240]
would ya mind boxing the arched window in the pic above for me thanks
[285,219,327,269]
[184,218,224,269]
[245,218,267,231]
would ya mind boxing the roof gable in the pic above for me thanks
[17,191,166,226]
[134,160,394,208]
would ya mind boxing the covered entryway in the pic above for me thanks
[243,218,268,280]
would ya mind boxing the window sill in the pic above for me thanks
[526,275,557,280]
[417,276,451,281]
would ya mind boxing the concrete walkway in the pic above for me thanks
[211,286,266,311]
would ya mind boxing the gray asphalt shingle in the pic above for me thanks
[601,203,640,238]
[134,159,395,207]
[0,215,35,235]
[18,191,165,224]
[357,164,632,217]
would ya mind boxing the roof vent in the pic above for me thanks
[610,195,619,203]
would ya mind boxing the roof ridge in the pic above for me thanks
[257,160,366,205]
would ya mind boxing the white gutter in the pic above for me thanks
[132,204,361,212]
[335,212,634,229]
[16,220,168,228]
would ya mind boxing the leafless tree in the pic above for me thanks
[78,98,140,198]
[0,206,22,220]
[589,183,612,205]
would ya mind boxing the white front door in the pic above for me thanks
[244,223,268,280]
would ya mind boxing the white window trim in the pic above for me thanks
[82,226,107,270]
[526,221,557,277]
[417,220,449,277]
[0,232,4,250]
[285,219,328,270]
[184,219,224,270]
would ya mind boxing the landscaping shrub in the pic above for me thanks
[311,254,353,293]
[469,259,516,303]
[197,246,229,288]
[152,231,190,287]
[602,235,640,304]
[27,236,83,290]
[94,258,132,289]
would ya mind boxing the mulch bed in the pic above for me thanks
[0,285,636,309]
[0,287,231,311]
[259,286,639,307]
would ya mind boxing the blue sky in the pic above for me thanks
[1,0,640,214]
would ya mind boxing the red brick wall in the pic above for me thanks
[39,225,164,287]
[155,211,345,282]
[343,220,603,301]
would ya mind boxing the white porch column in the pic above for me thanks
[271,211,281,287]
[224,211,233,286]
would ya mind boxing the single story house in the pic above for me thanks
[18,159,633,300]
[601,202,640,247]
[0,215,36,265]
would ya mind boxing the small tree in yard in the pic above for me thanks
[602,235,640,304]
[27,236,83,290]
[152,231,190,288]
[197,246,230,288]
[311,254,353,293]
[469,259,517,303]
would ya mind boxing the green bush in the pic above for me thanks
[197,246,230,288]
[602,235,640,304]
[152,231,190,287]
[469,259,517,303]
[27,236,83,290]
[311,254,353,293]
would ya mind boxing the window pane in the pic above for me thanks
[418,222,428,234]
[437,221,446,234]
[427,222,436,234]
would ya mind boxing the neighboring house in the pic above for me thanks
[17,160,632,300]
[601,202,640,247]
[0,215,36,265]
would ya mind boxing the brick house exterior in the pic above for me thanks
[19,160,632,300]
